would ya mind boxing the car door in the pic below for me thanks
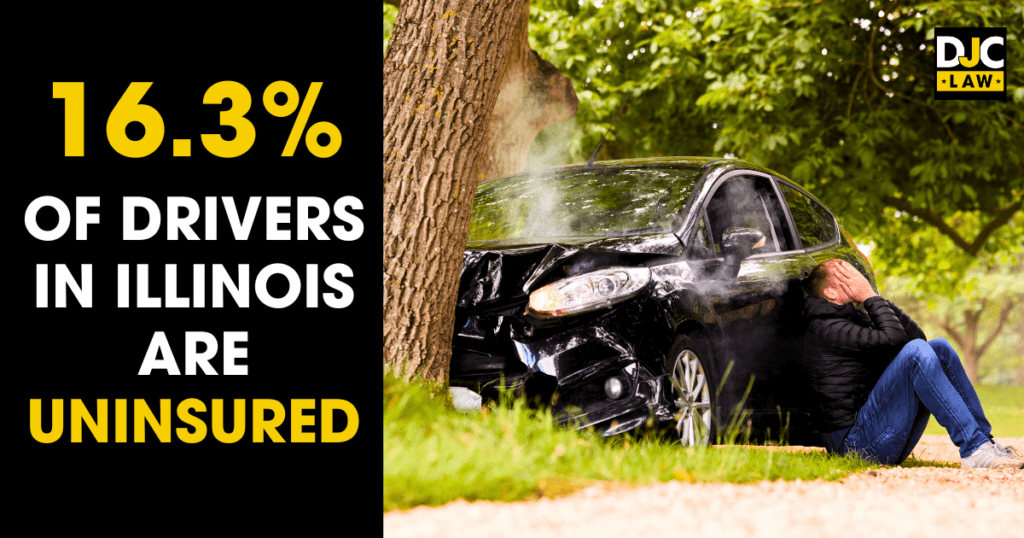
[775,178,877,289]
[685,171,818,441]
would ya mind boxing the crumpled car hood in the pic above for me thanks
[457,234,682,309]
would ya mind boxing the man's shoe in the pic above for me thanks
[994,441,1024,459]
[962,441,1024,469]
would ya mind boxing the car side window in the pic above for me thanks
[688,212,713,258]
[777,183,837,250]
[705,175,792,255]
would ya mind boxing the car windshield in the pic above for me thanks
[468,166,702,243]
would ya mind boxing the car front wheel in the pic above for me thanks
[666,334,716,447]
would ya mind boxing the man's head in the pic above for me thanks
[805,259,858,306]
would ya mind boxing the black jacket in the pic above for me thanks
[802,295,927,432]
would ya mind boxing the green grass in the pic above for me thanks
[383,372,953,512]
[924,384,1024,437]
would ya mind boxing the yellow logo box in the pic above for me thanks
[936,71,1005,92]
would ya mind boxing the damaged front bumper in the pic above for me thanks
[451,295,678,437]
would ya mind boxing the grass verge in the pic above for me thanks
[923,385,1024,437]
[384,373,955,512]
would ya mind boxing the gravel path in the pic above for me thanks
[384,435,1024,538]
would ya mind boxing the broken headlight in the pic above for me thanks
[527,267,651,318]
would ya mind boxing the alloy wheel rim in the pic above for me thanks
[670,349,711,447]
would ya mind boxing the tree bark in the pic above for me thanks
[478,1,578,180]
[962,308,981,384]
[383,0,526,382]
[386,0,580,182]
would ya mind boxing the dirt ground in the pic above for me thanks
[383,435,1024,538]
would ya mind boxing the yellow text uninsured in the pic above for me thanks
[29,398,359,443]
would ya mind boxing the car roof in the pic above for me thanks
[479,156,781,184]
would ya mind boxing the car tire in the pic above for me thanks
[665,333,717,447]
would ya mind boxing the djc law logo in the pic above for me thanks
[935,28,1007,100]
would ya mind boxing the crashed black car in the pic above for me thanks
[450,157,877,446]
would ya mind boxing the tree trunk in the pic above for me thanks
[478,1,578,180]
[961,348,981,385]
[383,0,526,382]
[961,309,981,384]
[386,0,579,182]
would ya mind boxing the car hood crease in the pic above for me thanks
[457,237,680,310]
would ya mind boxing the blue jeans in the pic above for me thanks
[827,338,993,465]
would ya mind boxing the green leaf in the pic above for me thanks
[508,0,1024,301]
[792,161,813,182]
[860,151,873,169]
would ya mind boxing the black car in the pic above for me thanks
[450,157,877,446]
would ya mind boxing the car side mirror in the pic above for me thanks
[720,227,766,279]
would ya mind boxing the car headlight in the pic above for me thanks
[527,267,651,318]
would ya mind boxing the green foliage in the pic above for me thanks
[525,0,1023,296]
[529,0,717,162]
[383,371,950,512]
[384,0,1022,281]
[873,211,1023,296]
[383,0,1021,378]
[383,2,1021,295]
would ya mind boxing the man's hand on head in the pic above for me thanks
[834,261,877,304]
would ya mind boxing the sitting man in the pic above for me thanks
[802,258,1022,469]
